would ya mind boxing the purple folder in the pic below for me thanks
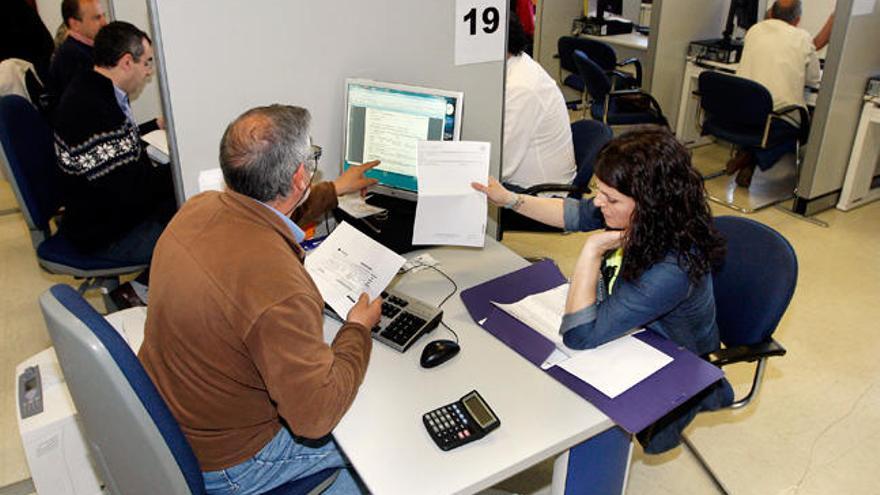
[460,260,724,434]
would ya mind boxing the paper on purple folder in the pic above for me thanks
[460,260,724,434]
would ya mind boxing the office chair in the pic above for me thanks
[572,50,667,126]
[0,94,146,307]
[39,284,338,495]
[696,71,810,213]
[557,36,642,109]
[682,216,795,495]
[500,120,613,237]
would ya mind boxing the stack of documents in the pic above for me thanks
[492,284,673,399]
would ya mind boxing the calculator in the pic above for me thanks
[422,390,500,451]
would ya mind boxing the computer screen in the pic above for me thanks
[343,79,463,200]
[597,0,623,18]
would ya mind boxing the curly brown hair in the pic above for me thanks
[593,126,726,284]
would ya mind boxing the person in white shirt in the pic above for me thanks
[726,0,821,187]
[502,14,576,190]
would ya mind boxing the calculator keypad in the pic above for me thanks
[423,404,474,450]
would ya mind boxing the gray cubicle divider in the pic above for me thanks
[147,0,505,236]
[797,0,880,215]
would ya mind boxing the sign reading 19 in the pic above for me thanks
[463,6,500,35]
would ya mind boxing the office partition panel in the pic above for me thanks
[148,0,505,236]
[797,0,880,214]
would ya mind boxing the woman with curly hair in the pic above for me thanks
[473,126,733,453]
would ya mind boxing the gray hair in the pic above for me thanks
[771,0,802,24]
[219,105,312,202]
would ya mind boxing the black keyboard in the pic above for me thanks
[371,289,443,352]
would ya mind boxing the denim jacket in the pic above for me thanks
[558,198,732,453]
[558,198,720,355]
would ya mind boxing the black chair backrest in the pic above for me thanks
[698,71,774,130]
[558,36,617,74]
[0,94,61,234]
[573,50,612,101]
[570,119,613,196]
[712,216,798,347]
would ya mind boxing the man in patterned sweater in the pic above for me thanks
[53,21,173,265]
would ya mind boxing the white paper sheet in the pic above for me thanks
[304,221,405,317]
[558,335,673,399]
[492,283,569,349]
[142,129,170,164]
[412,140,490,247]
[338,193,386,219]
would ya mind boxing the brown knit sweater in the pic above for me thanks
[138,183,372,471]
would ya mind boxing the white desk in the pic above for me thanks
[581,32,649,66]
[675,57,820,147]
[837,96,880,211]
[329,238,613,495]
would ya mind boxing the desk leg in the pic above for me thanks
[551,427,633,495]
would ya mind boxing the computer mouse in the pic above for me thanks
[420,339,460,368]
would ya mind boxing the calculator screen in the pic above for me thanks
[463,393,496,428]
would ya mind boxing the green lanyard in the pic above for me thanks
[602,248,624,294]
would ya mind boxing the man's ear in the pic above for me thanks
[292,162,308,191]
[119,53,135,70]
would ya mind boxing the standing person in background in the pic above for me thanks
[48,0,108,107]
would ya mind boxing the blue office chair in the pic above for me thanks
[573,50,667,126]
[696,71,810,211]
[39,284,338,495]
[500,120,613,237]
[557,36,641,109]
[0,94,146,304]
[682,216,796,494]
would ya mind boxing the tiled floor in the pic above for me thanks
[1,145,879,494]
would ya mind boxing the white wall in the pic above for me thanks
[35,0,65,38]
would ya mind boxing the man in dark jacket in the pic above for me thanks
[48,0,107,107]
[53,21,173,265]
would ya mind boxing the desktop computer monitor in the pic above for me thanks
[343,79,464,201]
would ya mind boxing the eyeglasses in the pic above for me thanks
[305,144,322,174]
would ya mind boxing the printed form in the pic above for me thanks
[412,140,490,247]
[304,221,405,317]
[492,283,673,399]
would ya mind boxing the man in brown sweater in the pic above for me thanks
[139,105,381,495]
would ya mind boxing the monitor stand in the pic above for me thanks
[334,194,429,255]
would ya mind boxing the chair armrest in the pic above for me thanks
[771,105,811,143]
[608,89,668,123]
[616,58,643,86]
[704,338,787,367]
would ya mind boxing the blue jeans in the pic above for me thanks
[202,428,363,495]
[88,218,166,266]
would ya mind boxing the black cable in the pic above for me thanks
[399,262,460,344]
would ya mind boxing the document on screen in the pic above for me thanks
[412,141,490,247]
[304,221,405,317]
